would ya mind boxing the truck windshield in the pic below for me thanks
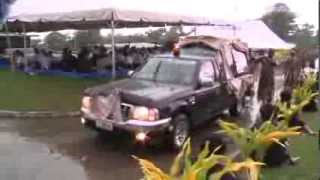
[133,58,197,85]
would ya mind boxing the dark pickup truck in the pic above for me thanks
[81,36,253,149]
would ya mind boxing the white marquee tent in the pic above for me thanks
[6,8,229,32]
[191,20,295,49]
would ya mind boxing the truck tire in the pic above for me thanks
[229,100,240,117]
[170,114,190,150]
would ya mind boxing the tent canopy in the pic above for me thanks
[191,20,295,49]
[6,8,229,32]
[6,9,293,50]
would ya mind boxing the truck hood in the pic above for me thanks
[84,79,194,107]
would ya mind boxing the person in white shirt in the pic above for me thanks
[38,49,51,71]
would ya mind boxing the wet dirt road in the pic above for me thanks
[0,117,221,180]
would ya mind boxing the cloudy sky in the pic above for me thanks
[9,0,318,27]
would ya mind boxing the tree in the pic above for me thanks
[127,33,148,43]
[73,29,103,49]
[314,30,319,47]
[162,26,184,49]
[101,26,192,48]
[145,26,188,48]
[44,31,69,51]
[261,3,297,41]
[30,39,41,47]
[145,28,166,43]
[291,23,316,48]
[289,25,318,63]
[103,33,148,44]
[272,2,290,12]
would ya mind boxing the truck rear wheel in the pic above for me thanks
[229,100,240,117]
[170,114,190,150]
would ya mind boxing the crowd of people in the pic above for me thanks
[11,44,164,74]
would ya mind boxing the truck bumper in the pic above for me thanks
[81,109,172,134]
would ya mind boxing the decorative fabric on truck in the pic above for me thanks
[92,89,123,122]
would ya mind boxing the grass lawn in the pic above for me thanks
[0,69,110,111]
[262,111,320,180]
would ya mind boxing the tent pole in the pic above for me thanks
[4,22,14,72]
[74,36,77,50]
[318,46,320,92]
[22,23,27,48]
[4,23,12,49]
[111,12,116,80]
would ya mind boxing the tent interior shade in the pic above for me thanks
[6,8,230,32]
[190,20,295,49]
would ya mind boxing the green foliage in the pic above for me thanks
[0,69,108,111]
[261,3,296,41]
[44,31,69,51]
[135,68,318,180]
[219,120,301,161]
[146,28,166,44]
[221,75,317,161]
[277,74,319,124]
[291,23,318,48]
[103,33,149,44]
[73,29,103,49]
[145,26,192,48]
[135,139,263,180]
[222,73,318,162]
[261,3,318,50]
[263,112,320,179]
[30,39,41,48]
[274,50,290,62]
[293,73,319,105]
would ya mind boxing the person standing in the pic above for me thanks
[284,50,304,89]
[61,48,77,72]
[76,47,93,73]
[257,49,276,105]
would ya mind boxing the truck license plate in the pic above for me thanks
[96,121,113,131]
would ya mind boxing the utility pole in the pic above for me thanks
[111,11,116,80]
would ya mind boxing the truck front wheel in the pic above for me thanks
[170,114,190,150]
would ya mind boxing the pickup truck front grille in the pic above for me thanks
[105,103,132,121]
[120,103,133,120]
[88,96,133,122]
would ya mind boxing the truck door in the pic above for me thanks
[191,61,222,124]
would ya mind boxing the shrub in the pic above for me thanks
[134,139,264,180]
[219,120,301,161]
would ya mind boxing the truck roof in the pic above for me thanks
[153,53,215,62]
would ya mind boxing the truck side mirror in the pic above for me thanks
[128,70,134,77]
[199,76,214,87]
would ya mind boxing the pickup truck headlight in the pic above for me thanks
[82,96,92,109]
[132,106,159,121]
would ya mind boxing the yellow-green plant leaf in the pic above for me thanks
[133,156,170,180]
